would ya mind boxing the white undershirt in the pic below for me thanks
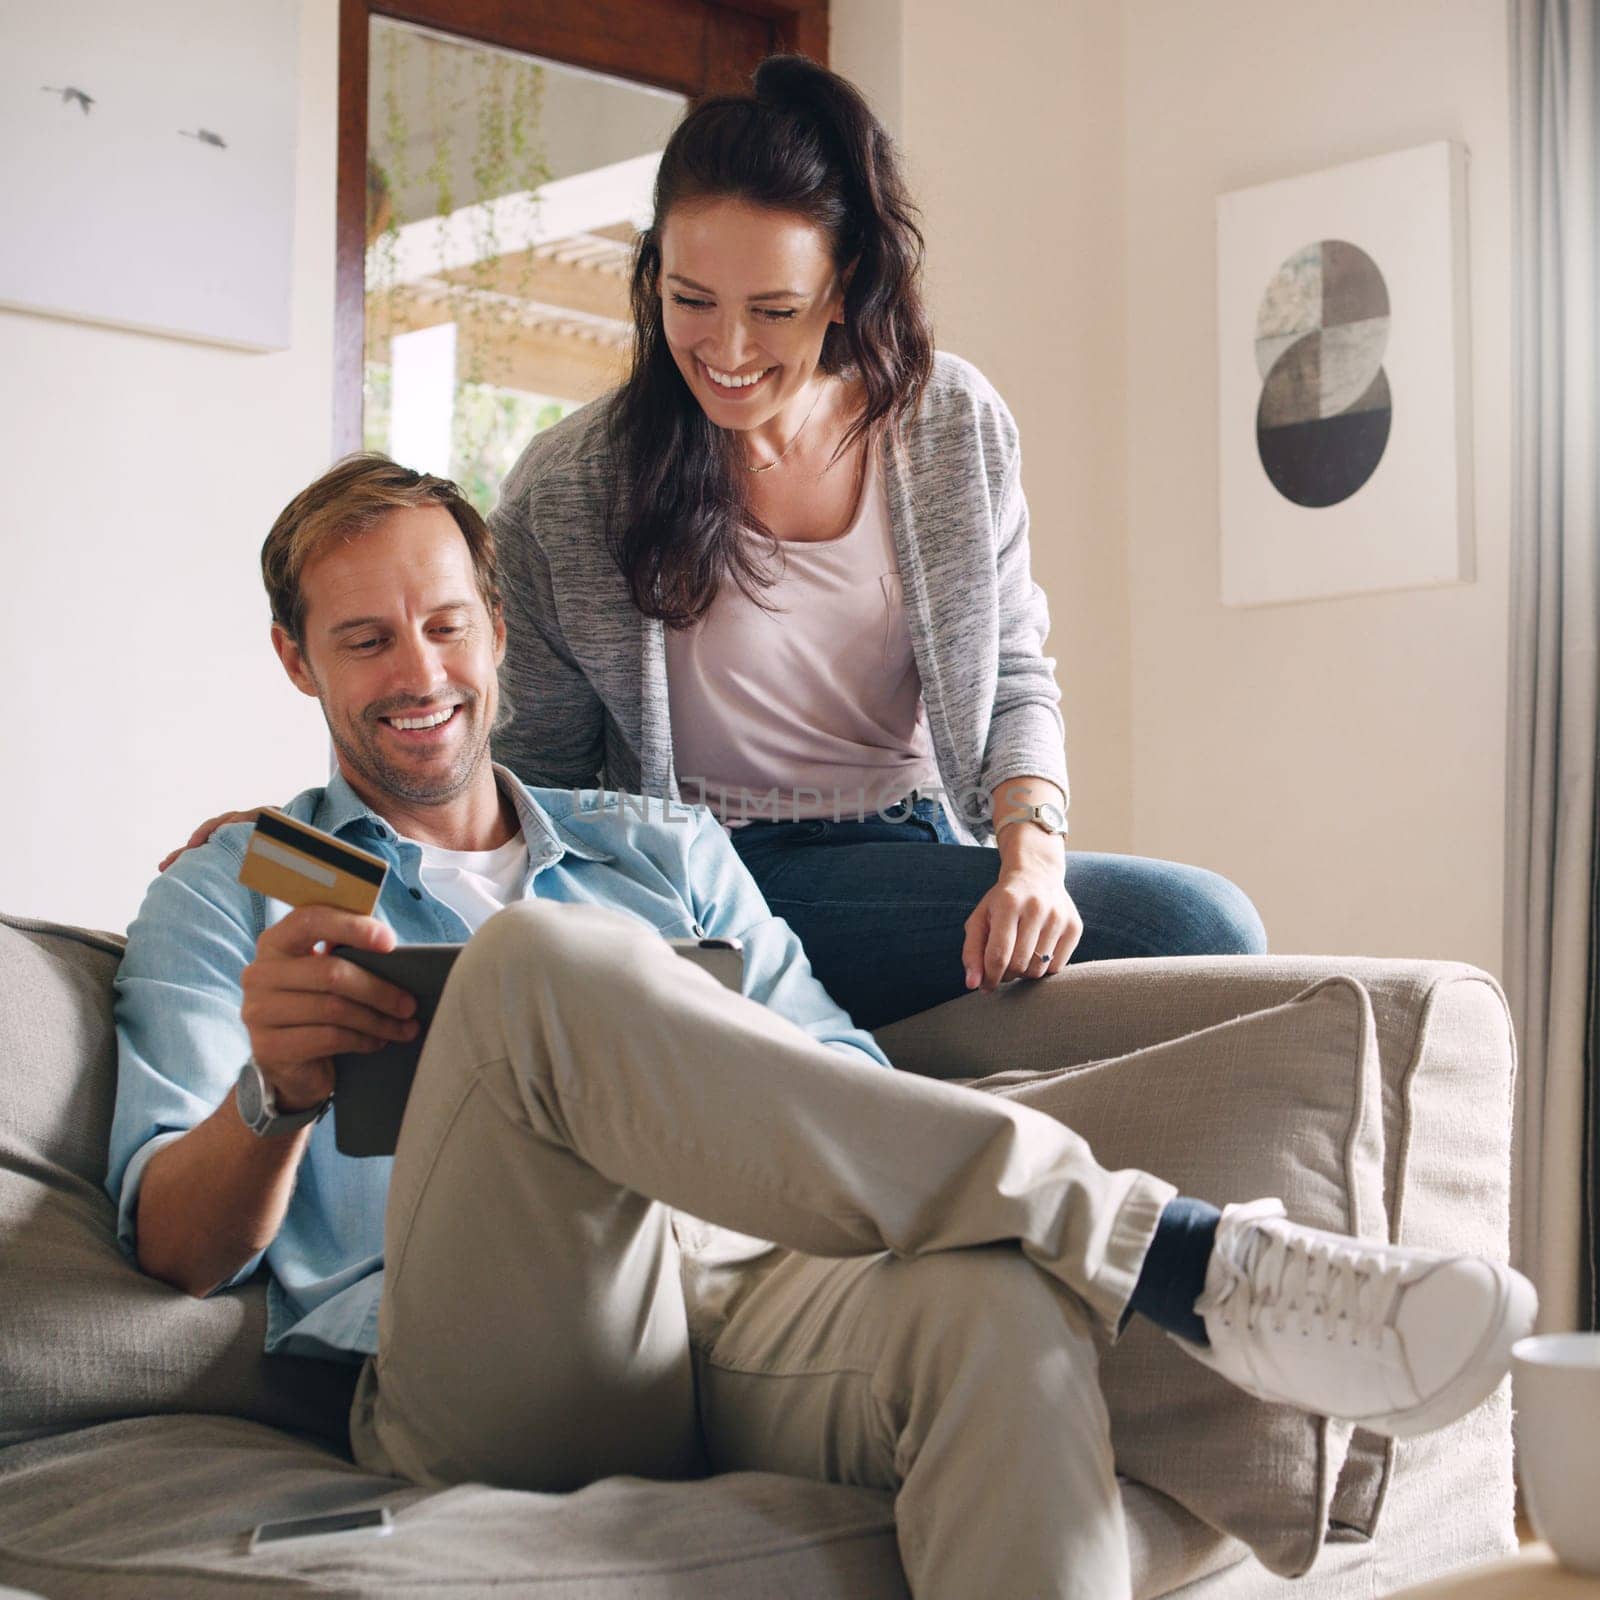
[412,830,530,934]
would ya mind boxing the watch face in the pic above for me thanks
[1038,803,1066,832]
[237,1061,266,1127]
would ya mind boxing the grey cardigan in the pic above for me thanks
[489,351,1068,844]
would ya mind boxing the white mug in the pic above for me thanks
[1513,1332,1600,1572]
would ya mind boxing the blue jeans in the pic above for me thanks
[729,798,1267,1030]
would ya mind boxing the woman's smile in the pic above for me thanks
[699,358,777,398]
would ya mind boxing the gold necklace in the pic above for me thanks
[744,386,825,474]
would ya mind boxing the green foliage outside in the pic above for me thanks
[451,386,576,515]
[363,362,576,518]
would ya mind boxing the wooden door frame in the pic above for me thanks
[335,0,829,453]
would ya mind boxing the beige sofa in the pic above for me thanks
[0,910,1518,1597]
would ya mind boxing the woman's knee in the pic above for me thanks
[1070,855,1267,960]
[1163,865,1267,956]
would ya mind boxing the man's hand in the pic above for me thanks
[134,905,414,1298]
[240,907,418,1112]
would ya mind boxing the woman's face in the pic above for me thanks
[657,197,846,433]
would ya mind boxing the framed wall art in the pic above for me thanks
[0,0,300,351]
[1216,140,1473,607]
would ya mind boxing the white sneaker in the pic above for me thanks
[1179,1199,1537,1439]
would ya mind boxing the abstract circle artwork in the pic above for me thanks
[1254,240,1391,508]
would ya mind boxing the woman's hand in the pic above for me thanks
[962,828,1082,992]
[158,807,266,872]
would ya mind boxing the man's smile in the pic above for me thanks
[372,702,466,743]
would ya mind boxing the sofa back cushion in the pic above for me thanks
[0,913,354,1449]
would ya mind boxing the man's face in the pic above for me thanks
[274,505,505,811]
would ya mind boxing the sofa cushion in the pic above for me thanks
[964,976,1387,1579]
[0,1414,909,1599]
[0,914,354,1449]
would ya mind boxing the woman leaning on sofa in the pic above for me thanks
[484,56,1265,1029]
[166,57,1265,1030]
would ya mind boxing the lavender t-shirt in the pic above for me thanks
[665,447,937,826]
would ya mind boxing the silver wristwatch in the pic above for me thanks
[234,1057,332,1139]
[995,800,1068,839]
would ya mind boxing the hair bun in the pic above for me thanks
[752,54,835,116]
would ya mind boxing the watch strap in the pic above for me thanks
[235,1057,332,1138]
[995,801,1068,838]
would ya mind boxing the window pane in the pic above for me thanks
[364,19,685,514]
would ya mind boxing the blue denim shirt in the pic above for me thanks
[106,767,888,1364]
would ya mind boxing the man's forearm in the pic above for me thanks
[134,1091,310,1298]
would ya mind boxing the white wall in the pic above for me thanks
[1122,0,1512,973]
[836,0,1135,853]
[831,0,904,143]
[0,0,340,932]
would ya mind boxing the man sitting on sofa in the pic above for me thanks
[107,455,1535,1600]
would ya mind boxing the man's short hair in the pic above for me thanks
[261,454,501,642]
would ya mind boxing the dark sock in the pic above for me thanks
[1123,1195,1223,1345]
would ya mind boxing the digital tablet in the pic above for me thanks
[329,936,744,1157]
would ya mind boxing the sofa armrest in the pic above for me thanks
[874,953,1516,1255]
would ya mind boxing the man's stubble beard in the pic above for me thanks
[324,689,495,809]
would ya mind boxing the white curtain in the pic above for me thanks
[1506,0,1600,1333]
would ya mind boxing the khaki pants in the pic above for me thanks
[348,901,1175,1600]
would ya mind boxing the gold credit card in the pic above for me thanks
[237,808,388,915]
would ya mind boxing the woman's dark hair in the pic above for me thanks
[610,55,934,626]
